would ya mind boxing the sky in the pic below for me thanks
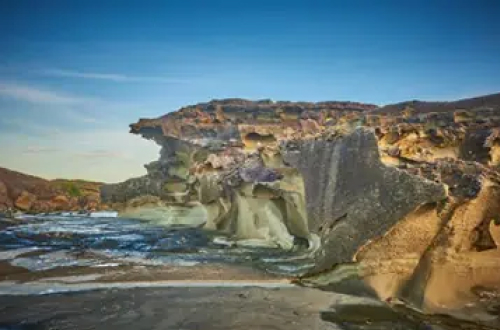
[0,0,499,182]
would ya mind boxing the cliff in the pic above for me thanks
[0,167,105,213]
[102,94,500,323]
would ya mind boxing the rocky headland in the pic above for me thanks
[100,94,500,326]
[0,167,106,214]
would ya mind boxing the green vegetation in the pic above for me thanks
[62,182,82,197]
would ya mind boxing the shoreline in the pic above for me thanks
[0,279,296,296]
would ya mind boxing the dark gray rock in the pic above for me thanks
[237,154,283,183]
[100,175,165,203]
[282,128,446,273]
[239,166,282,183]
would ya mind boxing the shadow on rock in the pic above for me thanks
[319,302,500,330]
[0,322,46,330]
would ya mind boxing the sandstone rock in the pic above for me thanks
[104,95,500,326]
[281,128,446,272]
[14,191,37,211]
[399,181,500,311]
[353,203,444,301]
[231,191,295,249]
[195,164,309,248]
[324,160,500,322]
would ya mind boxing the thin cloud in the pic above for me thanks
[0,82,101,124]
[0,117,64,137]
[0,82,84,105]
[81,117,98,123]
[22,146,60,154]
[40,68,188,84]
[74,149,128,159]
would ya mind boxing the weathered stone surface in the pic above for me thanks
[191,152,310,248]
[104,95,500,323]
[313,160,500,322]
[399,181,500,309]
[101,175,166,204]
[281,128,446,272]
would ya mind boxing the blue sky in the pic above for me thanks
[0,0,499,182]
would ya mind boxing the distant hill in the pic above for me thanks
[375,92,500,114]
[0,167,104,213]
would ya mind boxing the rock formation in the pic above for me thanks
[281,129,446,272]
[102,94,500,322]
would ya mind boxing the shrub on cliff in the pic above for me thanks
[62,182,82,197]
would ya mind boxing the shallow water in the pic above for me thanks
[0,213,313,279]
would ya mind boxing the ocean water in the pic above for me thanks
[0,213,313,277]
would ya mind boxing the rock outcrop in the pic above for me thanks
[349,161,500,322]
[281,129,446,272]
[103,94,500,322]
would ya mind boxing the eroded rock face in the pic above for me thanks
[400,180,500,309]
[108,96,500,322]
[192,153,309,249]
[281,129,446,271]
[332,160,500,320]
